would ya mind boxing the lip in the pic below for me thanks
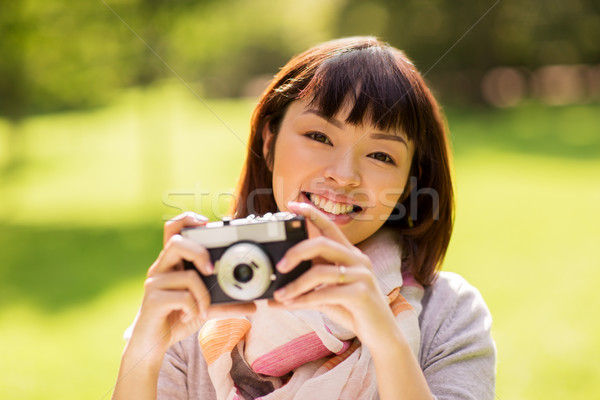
[299,191,361,224]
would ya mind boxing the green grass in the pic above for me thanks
[1,83,599,399]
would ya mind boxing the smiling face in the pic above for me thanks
[264,97,415,245]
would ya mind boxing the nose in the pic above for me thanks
[324,150,361,187]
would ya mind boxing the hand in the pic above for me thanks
[272,202,399,347]
[125,212,255,364]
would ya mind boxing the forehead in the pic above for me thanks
[287,96,409,139]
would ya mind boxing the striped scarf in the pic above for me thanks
[197,230,424,400]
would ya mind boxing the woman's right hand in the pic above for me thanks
[114,212,255,399]
[124,212,255,365]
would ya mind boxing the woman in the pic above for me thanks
[113,37,496,399]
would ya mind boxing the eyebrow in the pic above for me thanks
[303,109,408,147]
[369,133,408,147]
[304,109,344,129]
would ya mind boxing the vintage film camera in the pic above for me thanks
[181,212,311,304]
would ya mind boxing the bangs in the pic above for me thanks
[298,46,423,142]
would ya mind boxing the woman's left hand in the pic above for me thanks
[273,201,400,347]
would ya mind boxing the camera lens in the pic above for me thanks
[233,263,254,283]
[217,242,273,301]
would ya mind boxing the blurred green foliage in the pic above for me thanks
[337,0,600,68]
[1,0,598,120]
[337,0,600,103]
[0,0,336,119]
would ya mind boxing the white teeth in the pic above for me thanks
[324,200,334,213]
[332,203,341,215]
[308,193,355,215]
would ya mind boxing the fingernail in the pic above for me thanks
[202,310,208,320]
[274,287,286,299]
[276,257,287,272]
[207,262,214,274]
[287,201,303,210]
[194,213,208,221]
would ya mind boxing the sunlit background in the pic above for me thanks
[1,0,599,399]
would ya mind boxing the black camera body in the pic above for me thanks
[181,212,311,304]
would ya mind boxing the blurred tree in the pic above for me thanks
[0,1,28,123]
[334,0,600,104]
[128,0,210,86]
[0,0,29,172]
[1,0,138,173]
[165,0,336,97]
[1,0,598,124]
[0,0,336,121]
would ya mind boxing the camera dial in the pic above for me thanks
[216,242,275,301]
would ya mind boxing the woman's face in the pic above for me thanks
[265,97,415,245]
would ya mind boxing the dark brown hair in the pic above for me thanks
[234,37,454,286]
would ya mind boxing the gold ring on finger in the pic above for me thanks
[338,265,347,284]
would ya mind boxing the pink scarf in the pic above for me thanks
[197,230,424,400]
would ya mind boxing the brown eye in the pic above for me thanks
[305,132,332,145]
[369,152,395,165]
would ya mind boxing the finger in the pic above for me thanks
[287,202,351,246]
[144,289,201,322]
[266,299,285,309]
[276,236,357,273]
[274,264,358,301]
[281,282,358,309]
[145,269,211,315]
[164,211,209,245]
[150,235,213,276]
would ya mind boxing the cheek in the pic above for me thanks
[271,141,305,208]
[370,175,407,210]
[272,135,298,174]
[272,136,317,185]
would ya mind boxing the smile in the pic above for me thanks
[303,192,363,215]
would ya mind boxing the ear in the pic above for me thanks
[262,123,275,172]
